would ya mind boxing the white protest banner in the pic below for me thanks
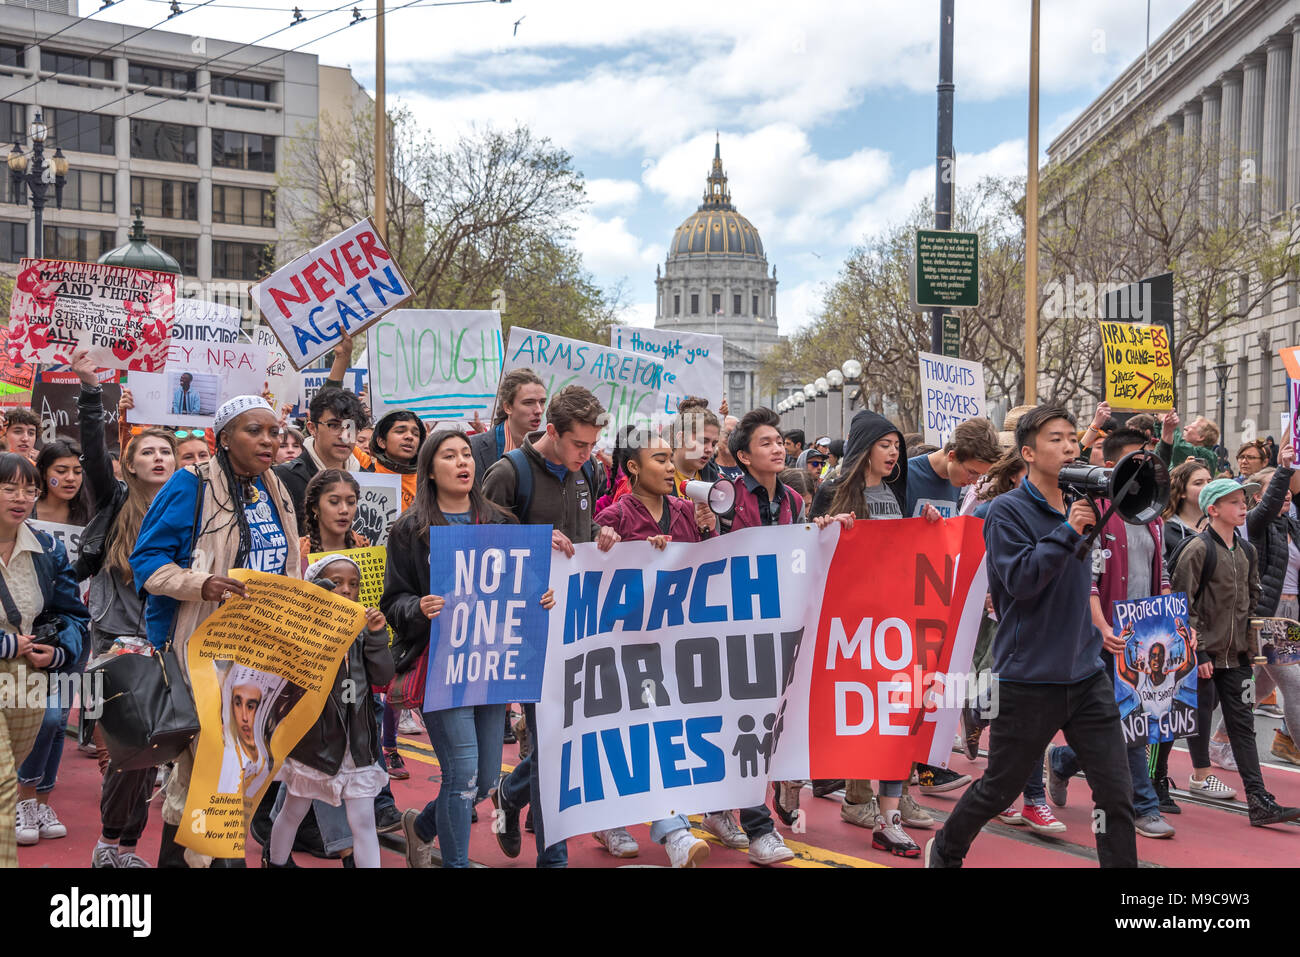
[353,471,402,547]
[368,309,503,427]
[254,325,300,410]
[918,351,987,448]
[171,298,242,346]
[502,327,664,438]
[30,521,84,567]
[610,325,723,419]
[127,340,268,428]
[536,518,987,846]
[253,218,413,371]
[6,258,177,371]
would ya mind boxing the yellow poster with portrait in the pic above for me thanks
[179,569,365,859]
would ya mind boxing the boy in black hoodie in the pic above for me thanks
[927,406,1138,868]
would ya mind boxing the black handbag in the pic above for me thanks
[90,646,199,771]
[89,471,207,773]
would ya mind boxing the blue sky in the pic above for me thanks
[88,0,1190,333]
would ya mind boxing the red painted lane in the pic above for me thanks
[17,727,1300,868]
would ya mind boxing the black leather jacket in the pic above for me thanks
[288,627,394,775]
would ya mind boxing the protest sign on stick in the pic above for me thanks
[290,367,366,419]
[368,309,503,427]
[1112,593,1198,746]
[918,351,987,448]
[1099,320,1174,412]
[253,218,413,371]
[610,325,723,419]
[502,327,664,439]
[352,471,402,546]
[127,339,268,428]
[6,258,176,371]
[171,298,242,346]
[180,569,365,859]
[29,521,83,566]
[253,325,300,410]
[0,355,35,408]
[33,367,122,452]
[423,524,552,713]
[536,517,987,845]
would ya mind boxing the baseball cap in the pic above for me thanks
[1199,477,1259,512]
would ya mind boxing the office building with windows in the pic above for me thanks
[0,1,364,304]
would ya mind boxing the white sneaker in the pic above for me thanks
[91,842,119,868]
[747,830,795,865]
[36,803,67,840]
[397,710,424,735]
[116,850,151,868]
[1188,773,1237,801]
[1208,738,1237,771]
[700,811,749,849]
[663,827,710,868]
[14,799,39,846]
[593,826,639,858]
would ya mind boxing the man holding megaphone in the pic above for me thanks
[928,406,1139,869]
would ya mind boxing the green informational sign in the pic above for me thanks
[915,229,979,308]
[941,313,960,358]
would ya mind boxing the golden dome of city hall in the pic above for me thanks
[668,138,766,260]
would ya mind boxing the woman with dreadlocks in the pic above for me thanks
[131,395,300,868]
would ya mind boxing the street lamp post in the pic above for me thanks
[814,377,829,441]
[803,383,816,441]
[826,368,844,439]
[841,358,863,433]
[1214,361,1231,456]
[8,110,68,259]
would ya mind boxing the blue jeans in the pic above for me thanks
[1051,741,1159,818]
[1022,759,1046,805]
[498,702,567,867]
[17,685,71,793]
[416,703,506,868]
[649,816,690,843]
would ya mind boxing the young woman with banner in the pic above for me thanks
[593,427,713,866]
[68,350,180,868]
[131,394,299,868]
[386,430,555,869]
[298,469,367,570]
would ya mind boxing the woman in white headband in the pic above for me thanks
[130,394,302,868]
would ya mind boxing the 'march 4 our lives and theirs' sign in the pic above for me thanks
[535,517,988,846]
[253,218,413,371]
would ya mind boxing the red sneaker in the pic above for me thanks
[1021,803,1067,834]
[996,805,1025,825]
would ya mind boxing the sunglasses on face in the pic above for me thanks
[129,427,208,439]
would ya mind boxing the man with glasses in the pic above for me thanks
[171,373,201,416]
[273,386,369,526]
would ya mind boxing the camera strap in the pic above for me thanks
[0,570,27,632]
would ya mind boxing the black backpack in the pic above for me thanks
[1167,527,1255,605]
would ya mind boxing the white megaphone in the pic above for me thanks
[684,478,737,518]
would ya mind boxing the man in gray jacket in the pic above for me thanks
[482,385,619,867]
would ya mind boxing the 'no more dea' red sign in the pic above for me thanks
[254,218,413,371]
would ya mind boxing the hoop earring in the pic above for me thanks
[887,460,901,484]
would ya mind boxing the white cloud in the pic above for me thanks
[644,125,892,247]
[616,302,657,329]
[571,212,663,280]
[839,138,1027,244]
[778,278,833,337]
[585,178,642,211]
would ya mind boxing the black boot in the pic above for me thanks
[1153,776,1180,815]
[1248,792,1300,827]
[261,842,297,868]
[503,710,517,745]
[157,822,188,868]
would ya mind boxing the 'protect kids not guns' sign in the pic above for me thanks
[253,218,413,371]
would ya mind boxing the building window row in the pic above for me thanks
[41,50,112,83]
[213,185,274,227]
[131,119,197,164]
[1,223,273,278]
[212,75,273,103]
[669,288,765,317]
[64,170,115,213]
[212,129,275,171]
[48,107,115,155]
[131,176,197,220]
[128,63,196,92]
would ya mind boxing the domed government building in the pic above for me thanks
[654,139,796,417]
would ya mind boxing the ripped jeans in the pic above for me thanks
[416,704,507,868]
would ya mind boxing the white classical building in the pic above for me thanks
[654,139,793,417]
[1047,0,1299,441]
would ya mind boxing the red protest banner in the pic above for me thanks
[6,258,176,371]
